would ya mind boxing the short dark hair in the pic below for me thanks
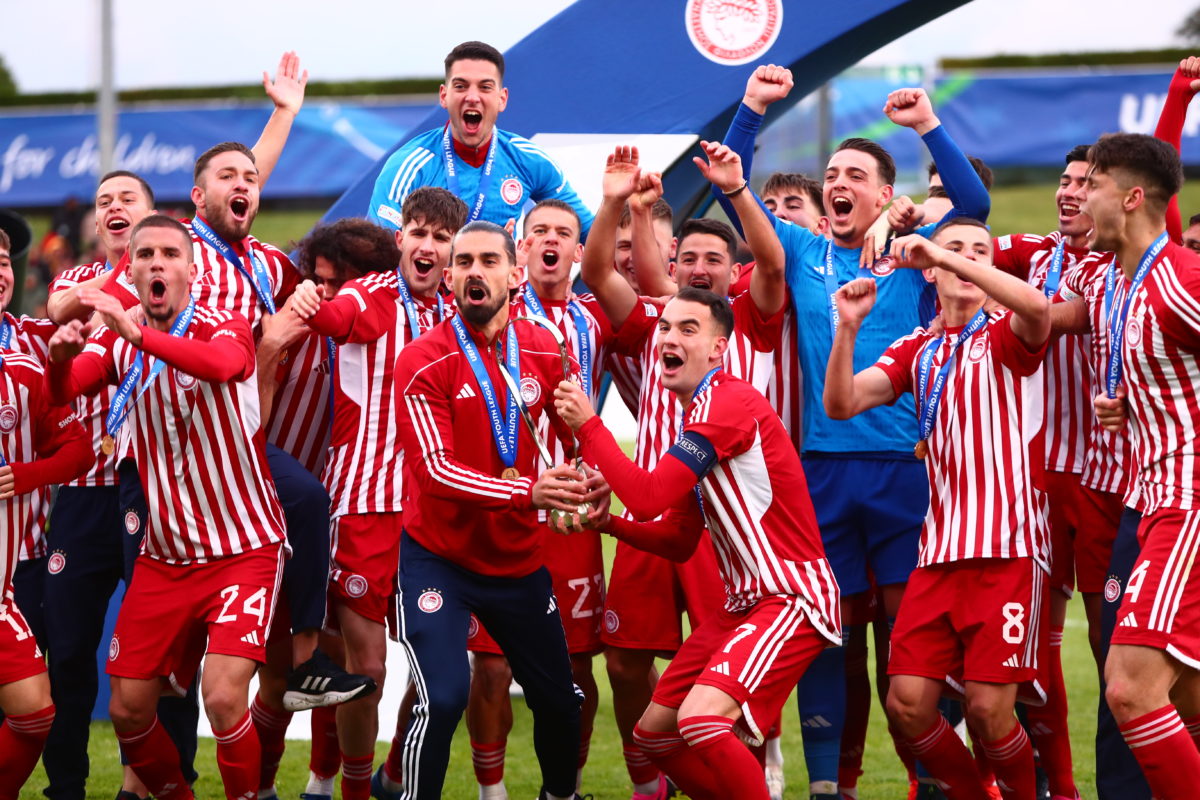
[453,220,516,265]
[1188,212,1200,228]
[674,286,734,338]
[762,172,825,215]
[98,170,155,208]
[522,199,581,237]
[617,198,673,229]
[194,142,255,185]
[834,138,896,186]
[403,186,468,233]
[129,214,192,254]
[926,156,993,191]
[0,228,10,253]
[1088,133,1183,211]
[445,41,504,81]
[678,218,737,261]
[929,215,991,243]
[1065,144,1091,165]
[297,218,399,282]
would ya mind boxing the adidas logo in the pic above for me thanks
[547,595,558,614]
[456,383,477,400]
[1120,612,1138,628]
[240,631,262,646]
[801,715,832,729]
[300,675,332,693]
[1002,654,1022,669]
[709,661,731,676]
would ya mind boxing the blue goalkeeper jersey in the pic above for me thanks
[777,219,925,455]
[367,125,594,237]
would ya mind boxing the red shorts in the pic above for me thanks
[0,589,46,686]
[1110,509,1200,668]
[469,527,606,656]
[889,558,1045,693]
[1045,471,1122,595]
[106,545,284,692]
[328,512,402,626]
[651,595,832,746]
[601,534,725,653]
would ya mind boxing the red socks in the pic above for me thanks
[114,715,192,800]
[213,710,260,800]
[622,740,659,786]
[250,694,292,791]
[980,723,1035,800]
[1120,705,1200,800]
[0,705,55,800]
[906,716,989,800]
[1182,712,1200,751]
[310,705,341,781]
[1025,626,1075,799]
[471,740,507,787]
[340,753,374,800]
[840,632,871,790]
[677,715,769,800]
[633,724,721,800]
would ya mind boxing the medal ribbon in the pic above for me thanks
[823,240,874,338]
[1043,239,1065,299]
[191,216,276,314]
[522,285,592,398]
[396,269,447,342]
[442,126,499,224]
[450,315,520,467]
[1103,231,1168,399]
[104,300,196,441]
[916,308,989,443]
[680,367,721,513]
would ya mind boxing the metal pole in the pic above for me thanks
[97,0,116,175]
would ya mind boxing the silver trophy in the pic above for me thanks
[497,313,591,528]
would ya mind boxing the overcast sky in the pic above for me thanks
[1,0,1196,94]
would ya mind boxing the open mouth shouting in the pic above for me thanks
[1058,201,1081,223]
[149,276,168,302]
[661,349,684,378]
[830,194,854,224]
[462,109,484,137]
[541,249,561,270]
[413,256,436,278]
[688,275,712,291]
[465,280,489,305]
[229,194,251,223]
[105,216,131,234]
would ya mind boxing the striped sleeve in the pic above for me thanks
[1157,258,1200,349]
[368,143,437,231]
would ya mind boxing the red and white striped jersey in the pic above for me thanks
[764,308,803,452]
[319,271,449,518]
[1,353,85,593]
[875,311,1051,571]
[615,292,782,481]
[1115,241,1200,514]
[2,311,59,561]
[57,306,287,564]
[266,332,331,476]
[995,232,1093,473]
[1060,251,1134,499]
[684,372,840,641]
[48,262,130,487]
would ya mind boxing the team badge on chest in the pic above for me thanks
[0,403,18,434]
[501,178,524,206]
[520,376,541,405]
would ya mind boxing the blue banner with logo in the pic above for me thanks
[0,100,433,206]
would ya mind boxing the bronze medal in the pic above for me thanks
[501,467,520,480]
[101,435,115,456]
[914,440,928,460]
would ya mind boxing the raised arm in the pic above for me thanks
[47,271,112,325]
[695,140,786,315]
[885,88,990,223]
[580,146,643,329]
[628,171,676,297]
[1154,57,1200,243]
[823,278,898,419]
[251,51,308,186]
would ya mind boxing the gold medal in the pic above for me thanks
[914,440,928,460]
[501,467,520,480]
[101,435,115,456]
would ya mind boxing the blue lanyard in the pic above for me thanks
[103,260,113,273]
[1043,240,1065,298]
[1104,231,1169,399]
[395,270,446,341]
[822,240,872,339]
[522,285,592,398]
[681,367,721,513]
[104,300,196,440]
[450,315,520,467]
[442,126,499,224]
[916,308,990,442]
[190,216,276,315]
[0,321,12,352]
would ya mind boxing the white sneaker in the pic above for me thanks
[765,764,785,800]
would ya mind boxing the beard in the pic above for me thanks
[456,286,507,328]
[205,199,255,242]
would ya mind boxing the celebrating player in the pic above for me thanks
[552,287,841,800]
[46,215,291,800]
[1078,133,1200,800]
[368,41,592,235]
[824,219,1051,800]
[394,219,597,800]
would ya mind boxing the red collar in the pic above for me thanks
[448,125,493,168]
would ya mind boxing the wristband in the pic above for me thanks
[722,180,749,198]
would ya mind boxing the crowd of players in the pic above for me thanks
[2,38,1200,800]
